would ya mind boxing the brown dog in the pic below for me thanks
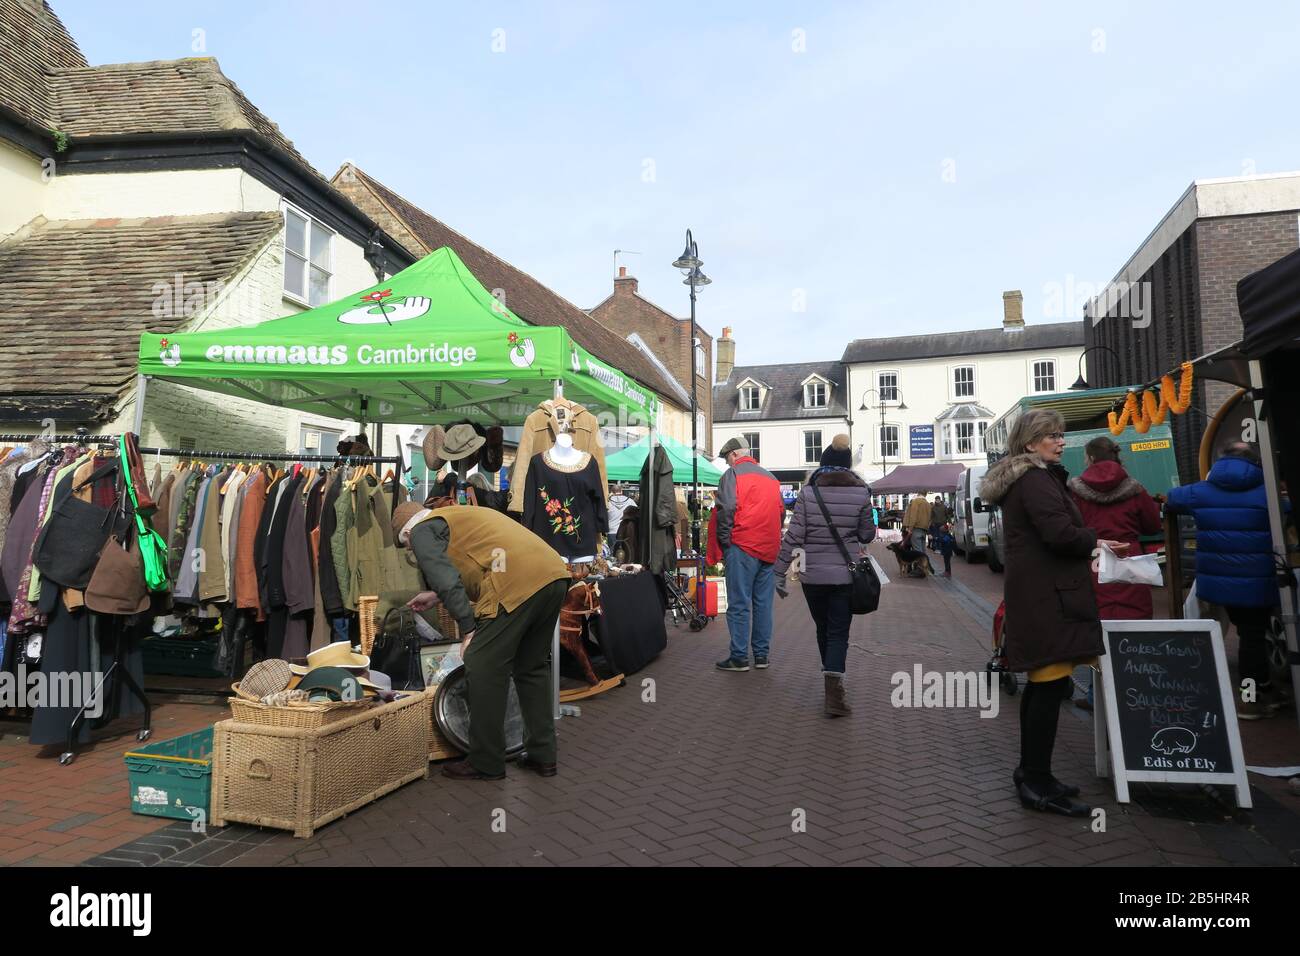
[887,541,932,578]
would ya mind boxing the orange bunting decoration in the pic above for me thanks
[1107,362,1194,435]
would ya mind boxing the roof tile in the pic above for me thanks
[0,211,283,416]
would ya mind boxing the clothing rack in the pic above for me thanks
[0,435,405,513]
[135,446,405,515]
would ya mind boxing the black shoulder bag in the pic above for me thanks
[811,484,881,615]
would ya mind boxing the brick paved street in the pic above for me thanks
[71,540,1299,868]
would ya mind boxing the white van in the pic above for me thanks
[954,464,990,562]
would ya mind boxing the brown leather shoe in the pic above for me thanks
[441,758,505,781]
[515,752,558,777]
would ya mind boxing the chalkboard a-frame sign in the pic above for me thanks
[1095,619,1252,808]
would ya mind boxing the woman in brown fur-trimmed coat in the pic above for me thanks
[981,409,1128,817]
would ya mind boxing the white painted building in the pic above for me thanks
[713,294,1085,490]
[0,8,413,458]
[843,293,1084,482]
[712,348,851,488]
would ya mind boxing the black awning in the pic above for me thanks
[1236,246,1300,358]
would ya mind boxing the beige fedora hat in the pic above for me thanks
[288,640,371,675]
[441,423,485,462]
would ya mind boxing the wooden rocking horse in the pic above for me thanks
[559,579,603,685]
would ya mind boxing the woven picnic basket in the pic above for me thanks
[228,682,369,731]
[210,690,430,838]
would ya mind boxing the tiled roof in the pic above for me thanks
[841,321,1083,364]
[47,58,317,172]
[0,0,321,178]
[332,164,686,409]
[0,211,283,418]
[714,361,849,422]
[0,0,86,130]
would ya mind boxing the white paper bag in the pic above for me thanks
[1182,579,1199,620]
[867,554,891,586]
[1096,544,1163,587]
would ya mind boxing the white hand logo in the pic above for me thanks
[509,338,536,368]
[338,295,432,325]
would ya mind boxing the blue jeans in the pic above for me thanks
[725,545,774,661]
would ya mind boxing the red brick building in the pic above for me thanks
[589,267,715,456]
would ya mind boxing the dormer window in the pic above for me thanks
[801,373,830,409]
[741,385,761,411]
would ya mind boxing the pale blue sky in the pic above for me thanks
[59,0,1300,366]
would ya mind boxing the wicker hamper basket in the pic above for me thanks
[229,683,369,731]
[210,690,430,838]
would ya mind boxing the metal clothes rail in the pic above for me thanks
[0,434,406,513]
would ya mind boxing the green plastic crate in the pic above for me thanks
[125,727,213,823]
[141,635,223,678]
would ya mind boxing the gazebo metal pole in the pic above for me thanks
[133,374,149,435]
[1250,360,1300,730]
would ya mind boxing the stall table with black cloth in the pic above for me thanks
[590,573,667,676]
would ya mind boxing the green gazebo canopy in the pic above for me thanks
[605,433,723,485]
[137,247,658,426]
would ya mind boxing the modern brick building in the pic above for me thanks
[1084,172,1300,481]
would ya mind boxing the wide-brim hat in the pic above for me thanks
[295,665,378,702]
[288,640,370,675]
[478,425,504,474]
[441,423,485,462]
[422,425,446,471]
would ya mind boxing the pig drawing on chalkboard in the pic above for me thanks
[1151,727,1198,756]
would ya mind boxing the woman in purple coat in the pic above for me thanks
[774,435,876,717]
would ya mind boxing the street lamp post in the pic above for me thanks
[672,230,711,555]
[1069,345,1123,390]
[859,387,907,512]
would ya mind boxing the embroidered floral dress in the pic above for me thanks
[522,449,608,560]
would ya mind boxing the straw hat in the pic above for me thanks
[441,423,485,462]
[422,425,447,471]
[288,641,370,675]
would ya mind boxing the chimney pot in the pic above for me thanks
[1002,290,1025,331]
[715,328,736,384]
[618,266,626,278]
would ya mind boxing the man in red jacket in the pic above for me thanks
[715,437,785,672]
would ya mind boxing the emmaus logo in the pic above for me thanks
[196,343,479,367]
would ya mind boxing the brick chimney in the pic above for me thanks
[614,265,638,296]
[715,327,735,383]
[1002,290,1025,331]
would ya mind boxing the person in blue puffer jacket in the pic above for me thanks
[1164,442,1282,719]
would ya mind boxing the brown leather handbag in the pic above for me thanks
[85,526,150,615]
[122,432,157,516]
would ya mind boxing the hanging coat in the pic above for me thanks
[637,445,677,574]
